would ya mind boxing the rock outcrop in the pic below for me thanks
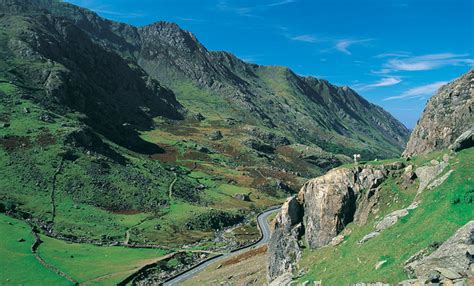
[267,196,304,282]
[414,160,448,194]
[403,69,474,157]
[267,162,405,282]
[300,162,404,248]
[403,221,474,285]
[450,128,474,152]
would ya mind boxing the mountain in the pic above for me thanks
[0,1,183,154]
[36,0,409,160]
[404,69,474,157]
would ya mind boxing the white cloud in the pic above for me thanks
[355,77,402,91]
[238,54,263,63]
[176,17,205,22]
[92,8,143,18]
[371,68,392,75]
[384,81,448,101]
[266,0,297,7]
[290,35,317,43]
[368,77,402,88]
[375,52,411,58]
[335,39,372,55]
[385,53,474,71]
[217,0,297,16]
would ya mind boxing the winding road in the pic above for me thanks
[163,206,280,286]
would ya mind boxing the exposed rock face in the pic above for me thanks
[404,221,474,285]
[267,196,304,282]
[267,163,405,282]
[450,128,474,152]
[415,161,448,193]
[359,201,418,244]
[403,69,474,157]
[300,162,404,248]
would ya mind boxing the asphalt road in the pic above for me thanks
[163,206,280,286]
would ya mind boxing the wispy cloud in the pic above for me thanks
[176,17,205,22]
[371,77,402,87]
[375,52,411,58]
[290,34,318,43]
[385,53,474,71]
[266,0,297,7]
[353,77,402,91]
[370,68,392,75]
[384,81,447,101]
[238,54,263,63]
[217,0,297,17]
[92,8,143,18]
[335,39,372,55]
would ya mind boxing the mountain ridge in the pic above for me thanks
[23,0,411,159]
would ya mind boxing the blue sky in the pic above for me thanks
[65,0,474,128]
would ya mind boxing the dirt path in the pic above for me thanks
[168,173,178,200]
[123,216,153,245]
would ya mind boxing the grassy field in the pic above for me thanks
[0,214,70,285]
[38,235,169,285]
[1,213,172,285]
[297,148,474,284]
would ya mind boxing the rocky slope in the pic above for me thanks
[403,69,474,157]
[267,152,473,284]
[403,220,474,285]
[267,69,474,285]
[9,0,412,159]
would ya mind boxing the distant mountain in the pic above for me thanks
[404,69,474,157]
[28,0,410,159]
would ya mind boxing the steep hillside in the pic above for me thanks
[268,148,473,285]
[404,69,473,156]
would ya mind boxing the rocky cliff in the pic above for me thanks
[267,162,406,281]
[300,162,405,248]
[403,69,474,157]
[267,196,304,282]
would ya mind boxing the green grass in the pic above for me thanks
[0,82,17,94]
[298,148,474,284]
[169,81,237,121]
[0,214,70,285]
[38,235,169,285]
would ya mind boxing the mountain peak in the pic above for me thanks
[139,21,204,53]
